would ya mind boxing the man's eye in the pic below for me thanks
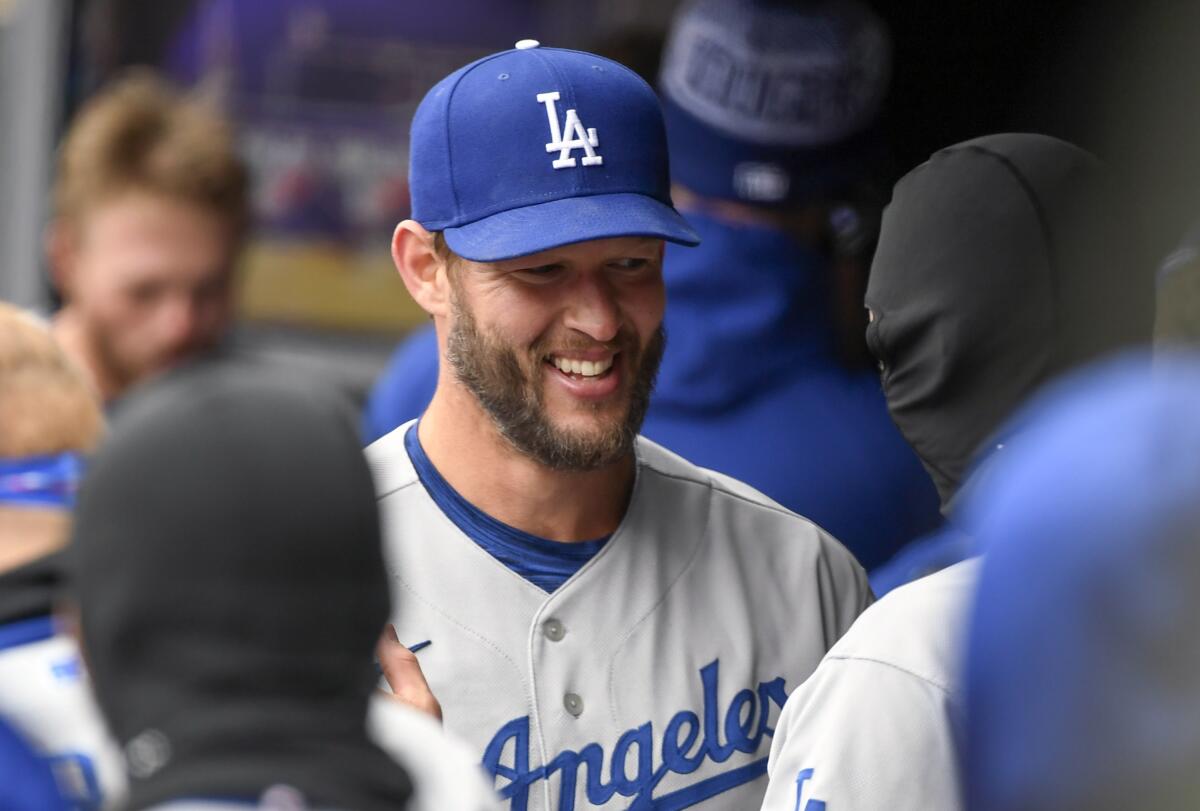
[513,264,564,283]
[610,257,650,271]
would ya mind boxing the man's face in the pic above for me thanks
[60,191,239,390]
[444,237,666,471]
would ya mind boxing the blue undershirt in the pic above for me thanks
[404,424,609,592]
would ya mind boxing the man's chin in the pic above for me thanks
[543,403,631,438]
[546,415,638,461]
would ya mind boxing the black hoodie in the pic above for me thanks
[71,359,412,810]
[865,133,1154,509]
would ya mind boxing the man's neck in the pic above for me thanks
[418,379,635,542]
[50,310,120,402]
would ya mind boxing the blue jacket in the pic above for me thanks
[364,211,940,569]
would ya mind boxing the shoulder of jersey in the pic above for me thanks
[825,558,981,692]
[635,436,829,529]
[365,420,420,498]
[366,428,834,544]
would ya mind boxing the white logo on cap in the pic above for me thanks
[536,92,603,169]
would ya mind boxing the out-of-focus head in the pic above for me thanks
[48,71,249,399]
[658,0,891,208]
[0,303,102,572]
[962,353,1200,811]
[865,133,1154,507]
[71,359,408,808]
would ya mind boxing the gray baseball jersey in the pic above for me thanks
[760,559,980,811]
[367,424,870,811]
[0,624,126,808]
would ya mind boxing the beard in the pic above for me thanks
[445,292,664,472]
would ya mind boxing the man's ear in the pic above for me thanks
[44,220,79,300]
[392,220,452,318]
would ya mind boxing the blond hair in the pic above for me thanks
[0,303,104,458]
[54,70,249,237]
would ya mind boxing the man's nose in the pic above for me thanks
[562,273,621,343]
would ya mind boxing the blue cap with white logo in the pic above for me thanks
[408,40,700,262]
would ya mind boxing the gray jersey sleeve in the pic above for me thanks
[761,656,962,810]
[760,560,979,811]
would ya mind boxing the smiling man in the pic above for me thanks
[366,41,871,811]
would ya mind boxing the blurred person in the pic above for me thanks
[964,354,1200,811]
[47,71,249,404]
[758,133,1154,811]
[69,358,500,810]
[363,0,940,571]
[0,302,126,809]
[369,41,870,811]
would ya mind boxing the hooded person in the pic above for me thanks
[963,353,1200,811]
[361,0,941,572]
[868,131,1155,592]
[69,358,499,810]
[757,133,1154,811]
[0,302,126,808]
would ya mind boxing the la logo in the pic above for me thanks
[536,91,603,169]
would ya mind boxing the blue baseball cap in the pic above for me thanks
[408,40,700,262]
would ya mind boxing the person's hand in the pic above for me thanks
[376,624,442,722]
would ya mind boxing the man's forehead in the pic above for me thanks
[75,190,233,242]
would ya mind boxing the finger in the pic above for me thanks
[376,626,442,721]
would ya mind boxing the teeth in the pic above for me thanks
[551,356,613,377]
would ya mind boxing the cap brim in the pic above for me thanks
[442,193,700,262]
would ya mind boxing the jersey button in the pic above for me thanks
[542,618,566,642]
[563,692,584,717]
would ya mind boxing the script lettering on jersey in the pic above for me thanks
[482,659,789,810]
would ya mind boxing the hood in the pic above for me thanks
[865,133,1154,508]
[963,352,1200,811]
[654,208,836,413]
[71,358,411,810]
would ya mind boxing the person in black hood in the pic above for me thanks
[70,358,414,810]
[865,132,1154,593]
[865,132,1153,510]
[757,133,1154,811]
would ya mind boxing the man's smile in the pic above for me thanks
[543,351,622,399]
